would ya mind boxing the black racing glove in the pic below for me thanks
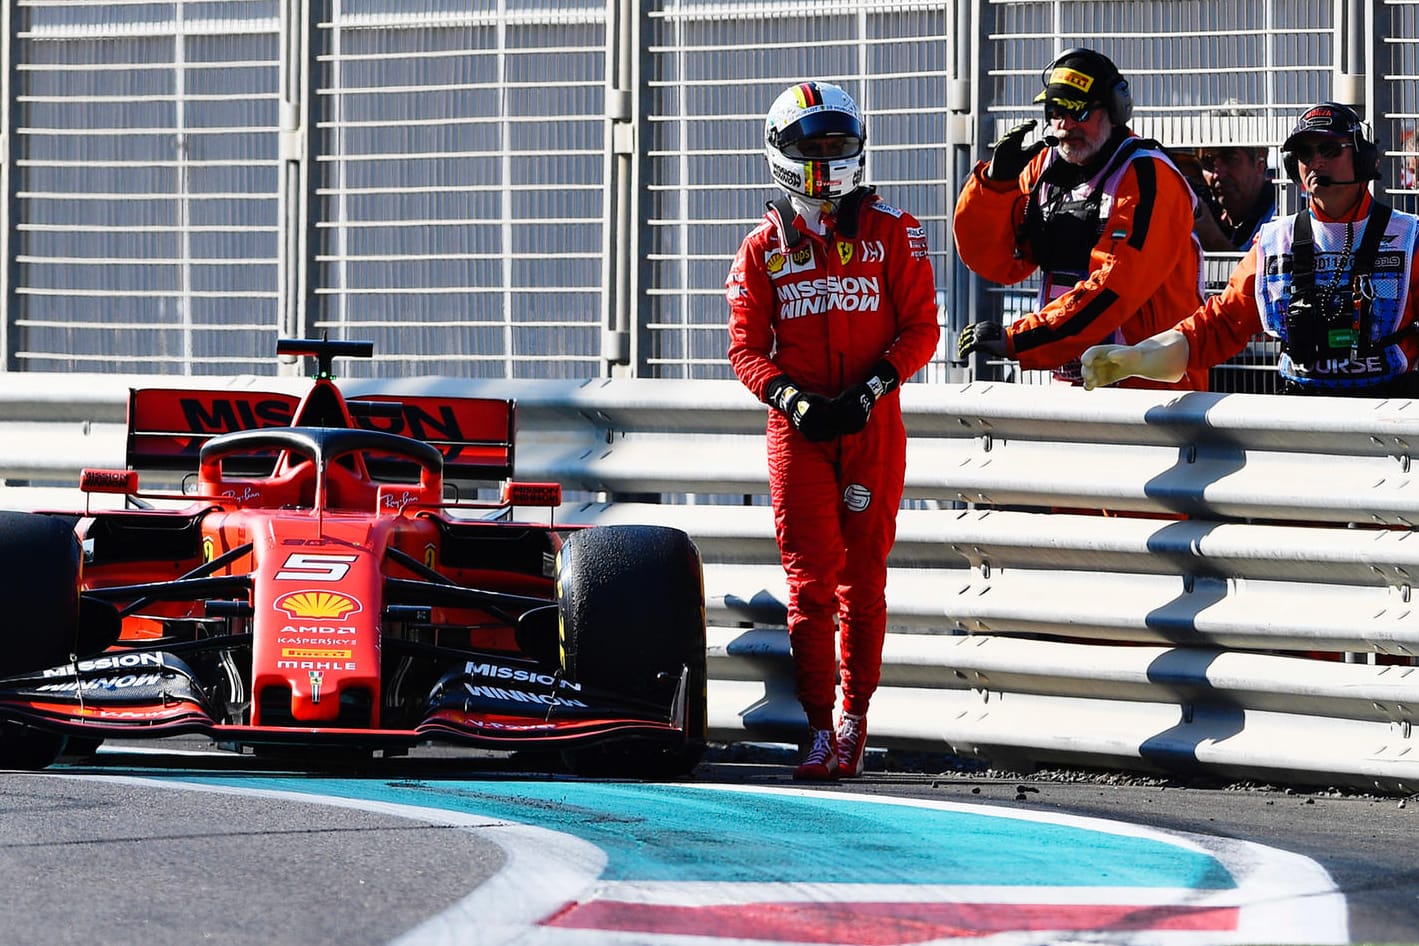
[986,120,1047,182]
[764,375,837,443]
[956,320,1009,361]
[831,359,900,435]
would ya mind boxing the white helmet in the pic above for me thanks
[764,81,866,202]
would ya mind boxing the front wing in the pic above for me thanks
[0,652,691,752]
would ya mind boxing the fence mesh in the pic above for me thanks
[14,1,280,374]
[310,0,608,379]
[2,0,1411,387]
[640,0,952,380]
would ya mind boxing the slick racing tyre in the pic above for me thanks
[557,525,707,779]
[0,511,81,678]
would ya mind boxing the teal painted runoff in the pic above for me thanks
[176,776,1236,890]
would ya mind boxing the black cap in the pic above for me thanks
[1281,102,1363,152]
[1035,48,1120,117]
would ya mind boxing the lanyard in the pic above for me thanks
[1289,202,1392,357]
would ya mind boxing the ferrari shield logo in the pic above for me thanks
[309,670,323,704]
[836,241,853,265]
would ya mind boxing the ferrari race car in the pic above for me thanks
[0,338,707,777]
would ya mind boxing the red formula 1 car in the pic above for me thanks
[0,338,706,777]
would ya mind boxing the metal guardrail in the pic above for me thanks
[3,374,1419,793]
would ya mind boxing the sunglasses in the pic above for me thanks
[1289,139,1353,163]
[1044,103,1094,124]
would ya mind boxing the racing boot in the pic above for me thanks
[836,712,867,777]
[793,727,839,781]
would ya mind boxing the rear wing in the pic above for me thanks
[126,388,516,482]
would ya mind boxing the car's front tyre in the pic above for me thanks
[0,511,81,679]
[557,525,707,778]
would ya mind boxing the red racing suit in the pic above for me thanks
[954,130,1209,390]
[726,189,940,729]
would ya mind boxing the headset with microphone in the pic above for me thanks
[1312,174,1362,187]
[1281,102,1380,186]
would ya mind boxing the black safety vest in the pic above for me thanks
[1023,138,1146,278]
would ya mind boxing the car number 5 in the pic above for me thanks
[275,553,358,581]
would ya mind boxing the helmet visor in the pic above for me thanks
[775,110,865,158]
[781,134,864,160]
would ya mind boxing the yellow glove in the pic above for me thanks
[1080,345,1139,390]
[1081,331,1191,390]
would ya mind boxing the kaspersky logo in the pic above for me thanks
[275,590,362,619]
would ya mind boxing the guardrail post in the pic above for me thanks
[277,0,318,370]
[0,0,16,372]
[601,0,635,377]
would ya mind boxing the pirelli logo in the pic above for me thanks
[1047,66,1094,93]
[281,648,353,660]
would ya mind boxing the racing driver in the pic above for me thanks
[726,80,940,780]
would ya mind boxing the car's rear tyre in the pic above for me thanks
[0,511,81,678]
[557,525,707,779]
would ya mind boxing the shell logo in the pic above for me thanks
[275,590,361,619]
